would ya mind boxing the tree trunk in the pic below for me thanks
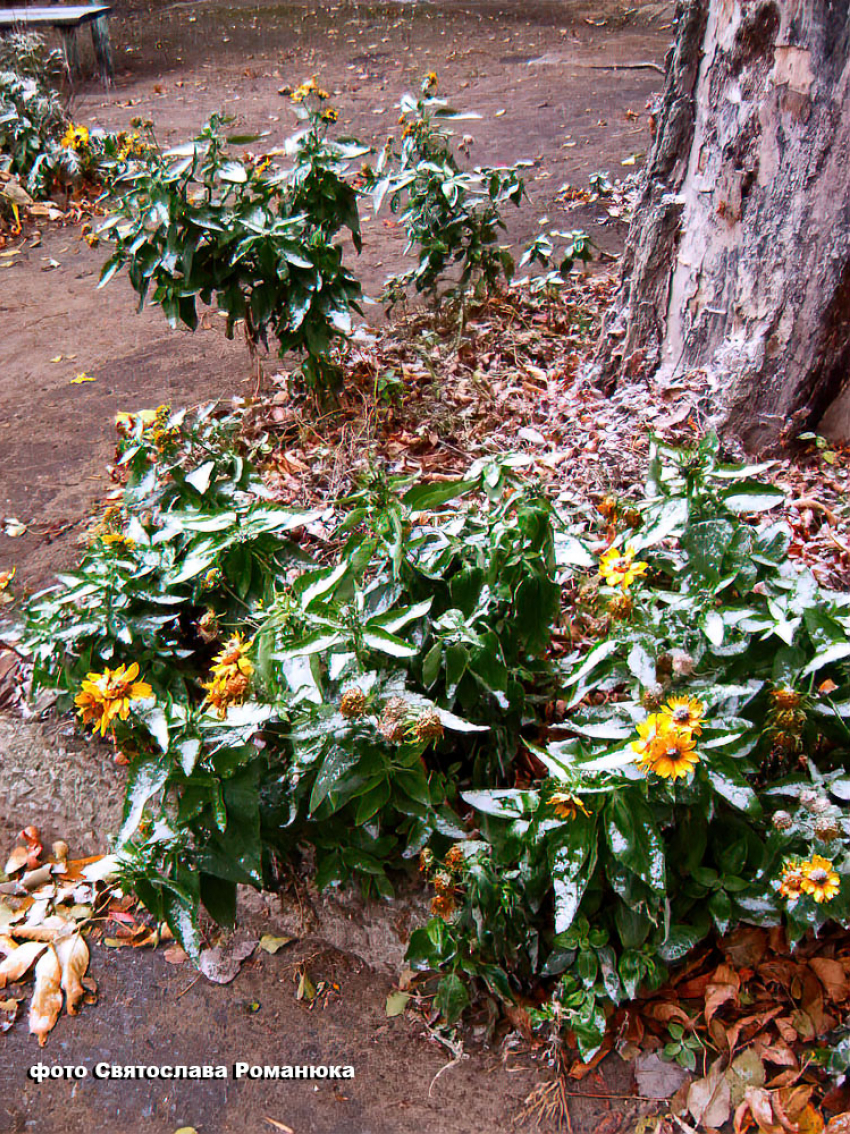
[592,0,850,450]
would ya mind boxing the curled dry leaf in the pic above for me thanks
[29,946,62,1046]
[0,940,47,987]
[705,963,741,1025]
[56,933,89,1015]
[4,846,30,876]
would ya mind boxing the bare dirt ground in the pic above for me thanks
[0,3,674,1129]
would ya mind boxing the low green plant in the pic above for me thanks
[368,74,527,306]
[407,434,850,1054]
[99,95,367,393]
[519,226,593,298]
[21,407,564,950]
[20,423,850,1059]
[0,33,72,196]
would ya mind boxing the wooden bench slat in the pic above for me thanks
[0,6,111,29]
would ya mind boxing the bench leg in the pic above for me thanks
[90,16,114,88]
[59,27,80,84]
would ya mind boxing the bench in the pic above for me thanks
[0,6,114,86]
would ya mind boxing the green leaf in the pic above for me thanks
[681,519,735,581]
[422,642,442,688]
[434,973,470,1024]
[370,598,432,634]
[362,627,418,658]
[184,460,216,495]
[117,756,170,846]
[309,744,361,814]
[721,482,784,513]
[605,793,665,892]
[402,479,475,510]
[551,817,596,935]
[200,873,237,927]
[162,888,201,963]
[801,642,850,677]
[462,789,537,818]
[707,768,762,815]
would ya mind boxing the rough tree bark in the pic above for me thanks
[592,0,850,450]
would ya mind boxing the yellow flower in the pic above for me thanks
[424,71,438,88]
[202,634,254,718]
[61,124,90,151]
[800,855,841,904]
[598,543,648,590]
[549,791,590,821]
[660,695,706,736]
[101,532,135,549]
[74,662,152,736]
[210,633,254,682]
[0,566,15,591]
[321,107,339,123]
[778,858,806,899]
[632,715,699,780]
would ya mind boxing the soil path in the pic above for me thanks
[3,0,670,591]
[0,4,671,1130]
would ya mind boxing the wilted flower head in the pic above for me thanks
[814,816,841,843]
[671,651,695,678]
[197,609,220,643]
[549,791,590,821]
[772,810,793,831]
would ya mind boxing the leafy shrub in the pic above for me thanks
[409,435,850,1052]
[99,97,366,393]
[368,74,527,305]
[0,33,69,196]
[22,407,562,951]
[0,33,121,202]
[20,424,850,1053]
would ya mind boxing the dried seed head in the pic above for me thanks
[772,810,793,831]
[378,697,409,743]
[608,593,633,620]
[814,816,841,843]
[419,848,434,873]
[411,709,444,743]
[641,685,665,712]
[671,651,695,677]
[339,686,368,720]
[52,840,69,862]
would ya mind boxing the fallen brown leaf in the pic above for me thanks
[0,940,47,987]
[56,933,89,1015]
[29,946,62,1046]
